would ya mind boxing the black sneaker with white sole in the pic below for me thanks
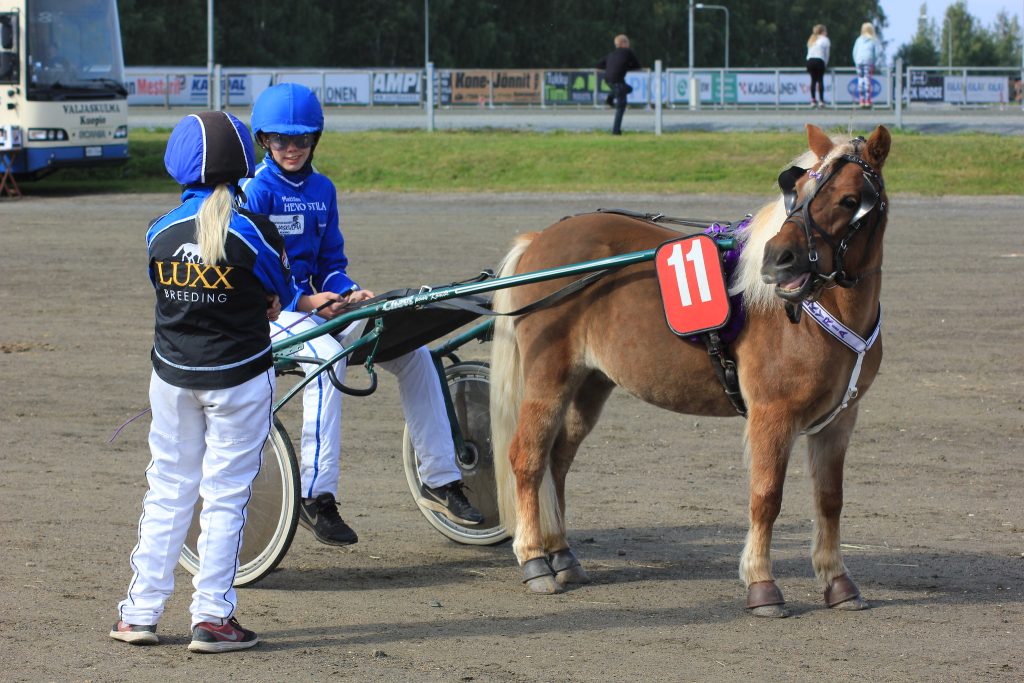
[420,481,484,526]
[299,492,358,546]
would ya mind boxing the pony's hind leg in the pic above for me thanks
[740,406,798,618]
[509,393,570,594]
[807,406,868,611]
[547,374,614,587]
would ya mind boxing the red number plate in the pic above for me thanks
[655,235,731,336]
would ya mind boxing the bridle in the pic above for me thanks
[777,137,886,322]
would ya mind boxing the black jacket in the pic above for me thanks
[147,188,297,390]
[597,47,641,84]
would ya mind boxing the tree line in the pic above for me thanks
[118,0,1021,70]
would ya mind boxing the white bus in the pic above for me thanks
[0,0,128,179]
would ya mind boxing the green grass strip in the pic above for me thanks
[30,128,1024,196]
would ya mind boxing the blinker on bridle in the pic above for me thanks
[776,137,886,321]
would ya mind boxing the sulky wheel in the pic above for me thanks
[178,417,300,586]
[403,361,510,545]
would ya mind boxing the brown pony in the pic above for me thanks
[490,124,891,617]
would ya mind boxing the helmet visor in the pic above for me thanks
[263,132,317,151]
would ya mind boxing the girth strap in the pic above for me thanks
[703,331,747,416]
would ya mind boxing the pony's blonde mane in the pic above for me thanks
[732,136,858,312]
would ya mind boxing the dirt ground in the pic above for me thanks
[1,190,1021,682]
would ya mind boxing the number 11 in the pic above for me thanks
[666,239,711,306]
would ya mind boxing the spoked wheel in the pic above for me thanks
[178,417,300,586]
[404,361,509,545]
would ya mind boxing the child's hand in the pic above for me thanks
[266,294,282,321]
[343,289,375,305]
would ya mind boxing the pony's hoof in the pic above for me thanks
[525,574,563,594]
[750,603,790,618]
[555,564,591,587]
[746,580,787,618]
[831,595,869,611]
[522,556,562,594]
[549,548,591,587]
[825,573,867,610]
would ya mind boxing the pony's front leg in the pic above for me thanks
[740,408,797,617]
[808,406,869,611]
[509,398,565,594]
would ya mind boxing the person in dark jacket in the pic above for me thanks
[597,34,641,135]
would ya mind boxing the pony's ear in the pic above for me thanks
[806,124,833,160]
[864,125,891,169]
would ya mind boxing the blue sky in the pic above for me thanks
[879,1,1022,49]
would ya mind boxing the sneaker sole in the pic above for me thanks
[187,637,259,653]
[109,630,159,645]
[297,516,358,546]
[418,496,483,526]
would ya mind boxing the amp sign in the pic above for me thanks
[373,72,421,104]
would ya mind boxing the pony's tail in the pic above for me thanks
[196,183,233,265]
[491,232,560,541]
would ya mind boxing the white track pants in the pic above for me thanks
[271,311,461,499]
[117,369,273,628]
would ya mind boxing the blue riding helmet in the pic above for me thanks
[250,83,324,136]
[164,111,255,187]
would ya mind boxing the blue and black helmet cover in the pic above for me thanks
[164,111,256,187]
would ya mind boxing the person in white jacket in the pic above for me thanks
[805,24,830,108]
[853,22,885,108]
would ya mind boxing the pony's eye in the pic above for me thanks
[840,196,859,210]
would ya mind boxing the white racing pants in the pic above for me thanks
[271,310,461,499]
[117,368,273,628]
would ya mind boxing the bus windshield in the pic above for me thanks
[27,0,126,100]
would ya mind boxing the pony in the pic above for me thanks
[489,124,891,617]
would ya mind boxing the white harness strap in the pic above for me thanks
[801,300,882,436]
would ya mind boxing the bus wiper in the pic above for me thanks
[84,78,129,96]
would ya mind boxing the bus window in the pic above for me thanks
[0,14,17,84]
[27,0,125,98]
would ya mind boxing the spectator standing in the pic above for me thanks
[597,34,641,135]
[853,22,885,108]
[805,24,830,108]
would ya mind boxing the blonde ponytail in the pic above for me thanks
[196,183,233,265]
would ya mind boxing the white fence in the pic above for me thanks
[124,65,1023,110]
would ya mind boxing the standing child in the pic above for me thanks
[853,23,885,108]
[241,83,483,547]
[805,24,830,108]
[110,111,338,653]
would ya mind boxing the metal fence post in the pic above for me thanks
[654,60,663,135]
[894,58,903,129]
[213,64,222,111]
[425,62,435,132]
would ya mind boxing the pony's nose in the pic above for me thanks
[761,243,800,282]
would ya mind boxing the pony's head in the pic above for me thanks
[760,124,890,307]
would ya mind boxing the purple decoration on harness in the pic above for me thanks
[687,217,748,345]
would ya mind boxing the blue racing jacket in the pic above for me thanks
[241,154,359,306]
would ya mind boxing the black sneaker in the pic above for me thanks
[187,616,258,653]
[109,620,158,645]
[299,493,358,546]
[420,480,484,526]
